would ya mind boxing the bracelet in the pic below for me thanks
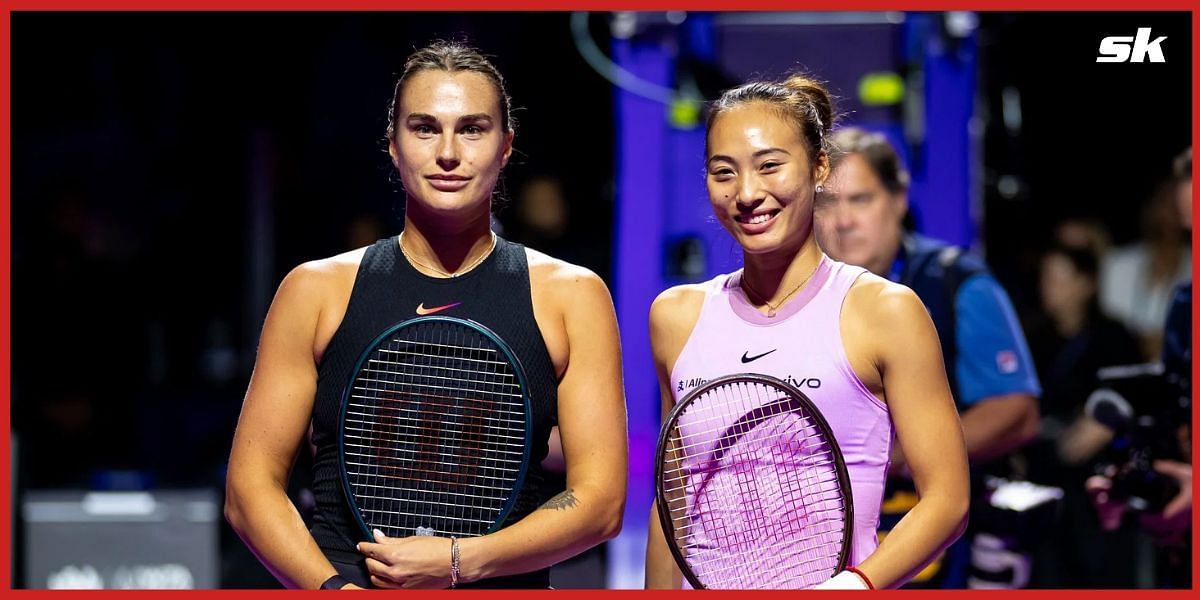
[319,574,350,590]
[449,537,461,588]
[846,566,876,590]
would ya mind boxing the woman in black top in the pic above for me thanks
[225,42,628,590]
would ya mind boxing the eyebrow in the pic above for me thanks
[405,113,495,125]
[707,147,791,166]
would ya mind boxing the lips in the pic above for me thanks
[734,209,780,233]
[426,175,471,192]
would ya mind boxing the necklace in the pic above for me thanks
[740,258,822,318]
[398,231,497,278]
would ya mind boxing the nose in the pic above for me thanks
[436,134,461,171]
[832,198,856,231]
[736,172,764,207]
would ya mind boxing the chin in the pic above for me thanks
[414,192,489,215]
[737,232,798,256]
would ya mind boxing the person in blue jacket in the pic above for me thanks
[815,127,1041,588]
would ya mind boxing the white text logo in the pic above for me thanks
[1097,28,1167,63]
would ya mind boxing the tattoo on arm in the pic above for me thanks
[539,488,579,511]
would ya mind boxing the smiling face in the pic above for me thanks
[388,70,513,221]
[705,102,828,256]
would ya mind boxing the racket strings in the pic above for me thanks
[662,380,848,589]
[361,364,521,390]
[345,320,528,538]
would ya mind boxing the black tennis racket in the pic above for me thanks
[338,316,532,541]
[655,373,853,589]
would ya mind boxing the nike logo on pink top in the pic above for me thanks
[670,255,892,577]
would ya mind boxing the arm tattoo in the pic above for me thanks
[539,488,579,511]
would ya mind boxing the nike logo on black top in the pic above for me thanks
[741,349,777,363]
[415,302,461,315]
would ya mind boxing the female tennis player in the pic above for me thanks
[644,75,968,589]
[225,41,627,589]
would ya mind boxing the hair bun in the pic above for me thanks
[781,75,834,137]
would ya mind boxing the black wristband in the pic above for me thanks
[320,574,351,590]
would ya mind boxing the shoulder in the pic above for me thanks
[1103,244,1149,270]
[525,246,611,302]
[845,270,929,327]
[953,274,1020,322]
[282,247,367,295]
[650,282,710,334]
[270,246,369,323]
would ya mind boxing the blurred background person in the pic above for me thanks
[1021,243,1142,587]
[815,127,1041,589]
[1086,146,1191,589]
[1053,216,1112,258]
[1099,149,1192,360]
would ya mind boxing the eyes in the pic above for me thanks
[408,122,488,139]
[708,160,784,182]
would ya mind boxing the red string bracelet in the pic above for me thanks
[846,566,876,590]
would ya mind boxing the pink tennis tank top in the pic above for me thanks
[670,255,892,569]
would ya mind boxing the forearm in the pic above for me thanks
[644,501,683,589]
[225,479,340,589]
[960,394,1038,462]
[1058,416,1113,465]
[457,482,623,583]
[856,490,968,588]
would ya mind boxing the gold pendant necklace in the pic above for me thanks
[741,259,822,318]
[398,231,497,278]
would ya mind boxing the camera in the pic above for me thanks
[1084,362,1186,513]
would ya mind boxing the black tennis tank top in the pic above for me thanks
[309,235,559,588]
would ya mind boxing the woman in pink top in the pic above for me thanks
[643,75,970,590]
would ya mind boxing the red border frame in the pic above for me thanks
[1,2,1195,596]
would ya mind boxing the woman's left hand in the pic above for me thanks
[357,529,454,589]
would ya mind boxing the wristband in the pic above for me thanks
[320,574,350,590]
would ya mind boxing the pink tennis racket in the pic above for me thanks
[655,373,853,589]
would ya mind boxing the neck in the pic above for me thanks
[741,236,825,307]
[400,210,495,276]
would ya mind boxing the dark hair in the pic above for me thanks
[1045,244,1099,281]
[828,127,910,194]
[706,74,836,163]
[386,41,515,142]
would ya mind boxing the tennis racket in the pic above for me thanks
[338,315,532,541]
[655,373,853,589]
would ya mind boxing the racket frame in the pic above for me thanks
[337,315,534,541]
[654,372,855,589]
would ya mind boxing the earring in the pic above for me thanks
[815,184,824,193]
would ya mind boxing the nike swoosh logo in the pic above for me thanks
[415,302,461,316]
[741,349,777,363]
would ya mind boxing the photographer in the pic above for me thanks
[1086,148,1191,588]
